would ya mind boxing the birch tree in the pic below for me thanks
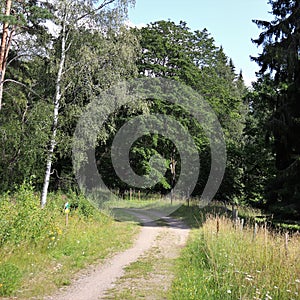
[40,0,135,207]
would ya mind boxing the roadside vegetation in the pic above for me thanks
[170,203,300,300]
[1,0,300,298]
[1,187,299,299]
[0,182,138,298]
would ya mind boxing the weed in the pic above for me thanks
[171,214,300,299]
[0,262,22,296]
[0,183,138,298]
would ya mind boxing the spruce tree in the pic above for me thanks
[252,0,300,217]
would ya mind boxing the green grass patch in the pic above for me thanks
[170,214,300,300]
[0,183,138,298]
[123,259,154,278]
[170,200,230,227]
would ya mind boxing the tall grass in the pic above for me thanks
[171,215,300,300]
[0,182,138,298]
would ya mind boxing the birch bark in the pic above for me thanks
[41,9,68,207]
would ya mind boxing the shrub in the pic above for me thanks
[0,181,58,247]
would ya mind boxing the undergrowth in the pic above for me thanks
[171,209,300,300]
[0,182,137,298]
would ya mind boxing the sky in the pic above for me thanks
[128,0,273,86]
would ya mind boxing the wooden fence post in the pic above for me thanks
[240,218,244,231]
[253,223,258,241]
[232,208,238,221]
[264,222,267,245]
[284,232,289,257]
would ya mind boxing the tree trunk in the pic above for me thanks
[41,13,67,208]
[0,0,12,110]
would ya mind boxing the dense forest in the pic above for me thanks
[0,0,299,221]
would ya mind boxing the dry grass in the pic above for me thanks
[171,215,300,300]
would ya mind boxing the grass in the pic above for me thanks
[105,196,184,223]
[170,205,300,300]
[0,184,138,298]
[2,186,299,299]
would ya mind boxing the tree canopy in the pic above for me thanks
[248,0,300,218]
[1,1,299,220]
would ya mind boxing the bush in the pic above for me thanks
[68,192,96,218]
[0,181,58,246]
[0,182,103,249]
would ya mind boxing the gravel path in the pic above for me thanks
[45,209,189,300]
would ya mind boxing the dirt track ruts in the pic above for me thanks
[45,209,190,300]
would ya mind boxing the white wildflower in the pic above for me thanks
[265,293,272,299]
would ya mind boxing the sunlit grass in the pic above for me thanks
[0,187,138,298]
[171,215,300,300]
[0,214,138,298]
[104,196,184,222]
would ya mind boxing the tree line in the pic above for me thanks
[0,0,299,220]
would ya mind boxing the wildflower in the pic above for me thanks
[56,226,62,235]
[245,275,254,281]
[295,279,300,283]
[274,286,278,289]
[227,290,231,294]
[265,293,272,299]
[0,283,2,288]
[54,263,63,272]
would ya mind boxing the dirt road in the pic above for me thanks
[45,209,189,300]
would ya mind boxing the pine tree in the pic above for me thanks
[0,0,52,109]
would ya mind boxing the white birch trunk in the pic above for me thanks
[41,13,67,208]
[40,0,122,207]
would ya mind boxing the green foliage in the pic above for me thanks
[0,181,105,248]
[130,20,247,199]
[1,2,139,193]
[0,54,53,191]
[67,192,96,219]
[0,1,53,28]
[0,262,22,296]
[249,0,300,216]
[0,187,138,297]
[0,181,55,247]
